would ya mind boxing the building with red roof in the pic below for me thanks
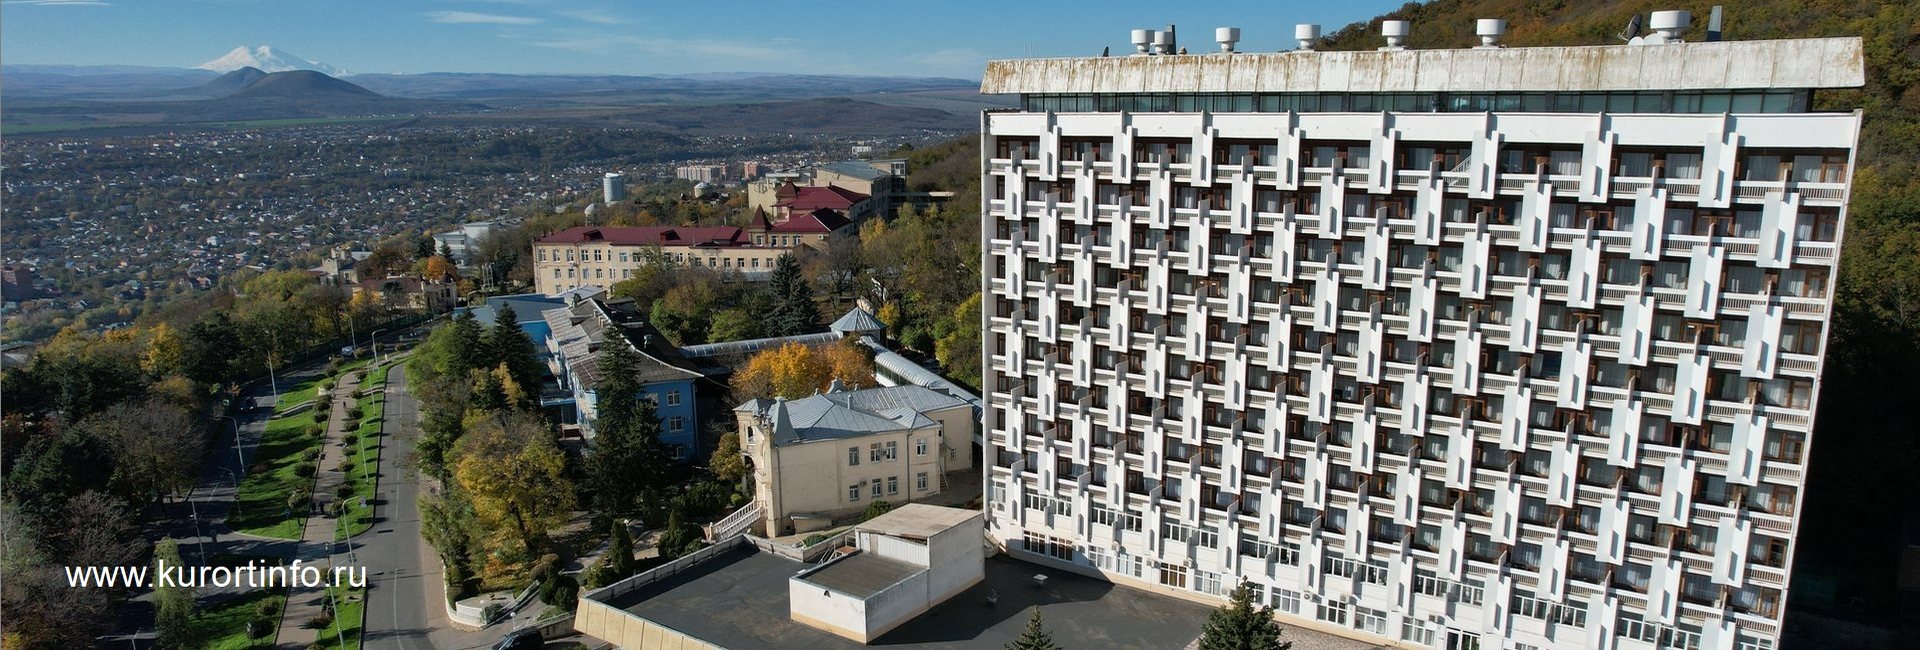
[533,207,857,295]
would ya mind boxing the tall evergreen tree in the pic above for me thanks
[152,539,194,649]
[1197,582,1291,650]
[1006,606,1061,650]
[445,309,487,375]
[485,306,544,405]
[586,339,670,516]
[766,254,821,337]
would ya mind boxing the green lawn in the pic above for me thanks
[308,584,366,650]
[232,358,374,539]
[335,361,393,540]
[191,589,285,650]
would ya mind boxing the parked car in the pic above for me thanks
[492,628,542,650]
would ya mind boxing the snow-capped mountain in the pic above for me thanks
[197,46,348,77]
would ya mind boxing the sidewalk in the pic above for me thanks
[276,370,362,649]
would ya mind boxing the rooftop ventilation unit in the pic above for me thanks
[1153,28,1176,55]
[1294,24,1320,51]
[1629,10,1692,45]
[1216,27,1241,54]
[1130,28,1153,55]
[1475,19,1507,48]
[1379,20,1410,51]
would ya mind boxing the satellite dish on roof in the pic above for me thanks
[1617,14,1643,42]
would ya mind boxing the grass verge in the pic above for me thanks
[232,358,372,539]
[308,584,367,650]
[191,589,285,650]
[335,361,393,540]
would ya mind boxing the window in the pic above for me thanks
[665,391,681,406]
[1162,520,1195,544]
[1159,562,1189,589]
[848,446,860,466]
[1512,591,1589,628]
[1024,532,1075,561]
[848,484,861,501]
[916,437,928,456]
[1239,538,1300,565]
[1402,618,1437,646]
[1196,571,1225,596]
[916,472,929,491]
[887,476,899,495]
[870,442,898,462]
[1270,587,1301,614]
[1355,606,1387,635]
[872,481,883,498]
[666,417,684,432]
[1317,600,1350,626]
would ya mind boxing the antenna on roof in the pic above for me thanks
[1616,14,1643,42]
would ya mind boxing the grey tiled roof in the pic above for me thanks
[737,384,969,446]
[543,298,706,391]
[828,308,886,335]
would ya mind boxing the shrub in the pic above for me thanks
[861,500,893,522]
[301,448,322,462]
[580,559,612,589]
[287,488,311,511]
[307,643,325,650]
[305,613,333,629]
[256,599,281,617]
[325,500,347,518]
[481,603,503,623]
[247,618,273,638]
[335,484,355,499]
[447,561,476,601]
[334,459,351,473]
[344,406,363,420]
[544,575,580,610]
[802,533,829,547]
[531,553,561,584]
[342,433,358,446]
[293,462,316,478]
[320,379,335,392]
[249,463,269,475]
[312,409,328,423]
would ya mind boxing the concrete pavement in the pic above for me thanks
[277,370,365,649]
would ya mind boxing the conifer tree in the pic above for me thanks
[1197,582,1291,650]
[1007,606,1060,650]
[766,254,820,336]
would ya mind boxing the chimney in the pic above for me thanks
[1380,20,1410,51]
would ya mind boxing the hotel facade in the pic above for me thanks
[980,26,1862,650]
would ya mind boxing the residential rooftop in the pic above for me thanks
[599,547,1302,650]
[799,553,922,599]
[735,384,971,446]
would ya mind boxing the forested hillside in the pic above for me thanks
[1326,1,1920,636]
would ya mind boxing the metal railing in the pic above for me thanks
[582,535,747,605]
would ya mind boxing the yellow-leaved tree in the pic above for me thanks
[453,409,575,559]
[732,339,875,401]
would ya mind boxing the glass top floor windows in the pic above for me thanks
[1020,89,1814,115]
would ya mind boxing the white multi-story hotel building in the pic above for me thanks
[980,21,1863,650]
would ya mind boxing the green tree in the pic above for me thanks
[709,424,748,485]
[766,254,820,337]
[1197,582,1291,650]
[586,340,670,516]
[153,539,194,649]
[485,306,544,404]
[707,307,766,343]
[605,521,637,579]
[453,410,576,556]
[653,506,702,560]
[934,292,983,390]
[1006,607,1060,650]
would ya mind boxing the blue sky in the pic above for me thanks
[1,0,1410,78]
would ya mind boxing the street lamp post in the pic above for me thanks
[214,415,245,478]
[371,328,388,364]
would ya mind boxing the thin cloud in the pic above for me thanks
[557,9,624,25]
[425,10,542,25]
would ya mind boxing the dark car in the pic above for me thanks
[492,628,542,650]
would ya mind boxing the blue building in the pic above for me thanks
[541,297,710,462]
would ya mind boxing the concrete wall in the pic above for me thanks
[861,569,931,641]
[922,403,978,471]
[743,419,946,536]
[862,531,930,566]
[926,514,987,602]
[789,573,871,642]
[574,596,722,650]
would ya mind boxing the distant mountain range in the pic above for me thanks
[198,45,348,76]
[0,52,1002,135]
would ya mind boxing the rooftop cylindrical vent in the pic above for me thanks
[1380,20,1410,50]
[1648,10,1691,43]
[1216,27,1241,53]
[1131,28,1153,55]
[1153,29,1175,55]
[1294,23,1320,51]
[1475,18,1507,48]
